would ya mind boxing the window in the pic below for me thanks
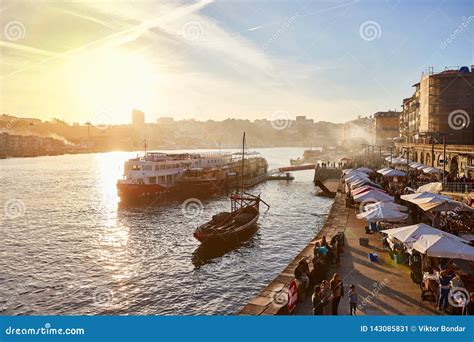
[142,165,152,171]
[148,177,156,184]
[132,165,140,171]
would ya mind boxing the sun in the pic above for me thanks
[66,49,157,122]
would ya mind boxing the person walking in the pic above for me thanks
[330,273,344,315]
[348,284,358,315]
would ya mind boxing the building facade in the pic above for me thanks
[396,65,474,179]
[132,109,145,129]
[374,111,400,146]
[400,83,421,143]
[0,132,66,157]
[400,66,474,145]
[396,143,474,179]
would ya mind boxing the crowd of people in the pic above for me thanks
[293,234,359,315]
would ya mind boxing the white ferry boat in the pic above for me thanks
[117,152,267,204]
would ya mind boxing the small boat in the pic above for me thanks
[193,132,269,245]
[290,157,304,166]
[193,193,263,244]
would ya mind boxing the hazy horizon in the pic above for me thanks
[1,0,472,125]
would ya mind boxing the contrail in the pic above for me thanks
[248,25,264,31]
[1,0,214,79]
[0,41,59,57]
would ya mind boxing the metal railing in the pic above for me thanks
[243,174,267,187]
[443,182,474,193]
[413,182,474,193]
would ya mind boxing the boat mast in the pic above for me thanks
[241,132,245,206]
[240,132,245,208]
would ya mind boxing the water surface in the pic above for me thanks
[0,147,333,315]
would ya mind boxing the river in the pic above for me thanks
[0,147,333,315]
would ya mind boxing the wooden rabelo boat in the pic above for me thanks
[193,132,269,244]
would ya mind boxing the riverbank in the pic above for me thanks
[239,182,346,315]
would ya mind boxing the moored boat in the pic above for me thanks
[193,132,269,245]
[193,193,262,244]
[116,150,268,204]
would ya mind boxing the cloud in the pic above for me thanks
[247,25,264,31]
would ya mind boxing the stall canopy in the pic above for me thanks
[356,207,408,222]
[377,168,392,174]
[356,167,373,173]
[345,169,370,176]
[364,201,408,212]
[412,234,474,261]
[416,182,443,194]
[422,167,443,174]
[345,173,369,183]
[353,190,394,203]
[382,223,467,244]
[380,169,407,177]
[345,177,367,186]
[350,179,378,189]
[347,179,371,188]
[400,192,452,204]
[409,162,423,168]
[352,185,384,196]
[418,200,474,212]
[349,178,374,186]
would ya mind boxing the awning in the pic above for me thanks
[401,192,451,204]
[353,190,394,203]
[380,169,406,177]
[416,182,443,194]
[357,206,408,222]
[382,223,466,244]
[413,234,474,260]
[418,200,474,212]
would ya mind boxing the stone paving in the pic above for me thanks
[294,198,440,316]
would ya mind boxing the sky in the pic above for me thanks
[0,0,472,125]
